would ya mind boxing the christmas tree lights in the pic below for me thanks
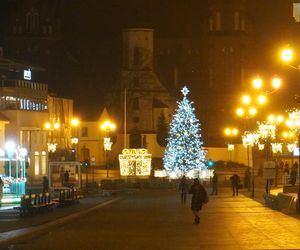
[163,86,206,178]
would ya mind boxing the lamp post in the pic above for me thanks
[242,131,259,197]
[44,121,60,159]
[100,120,116,178]
[70,118,80,161]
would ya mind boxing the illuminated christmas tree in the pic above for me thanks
[163,86,206,178]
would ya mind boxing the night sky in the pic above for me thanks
[0,0,299,120]
[0,0,210,117]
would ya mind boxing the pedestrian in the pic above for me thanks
[0,177,4,206]
[290,167,297,186]
[244,168,250,190]
[189,178,208,224]
[42,176,49,193]
[178,175,189,204]
[60,167,65,186]
[64,170,69,187]
[230,173,240,196]
[211,171,218,195]
[284,162,290,175]
[266,178,274,194]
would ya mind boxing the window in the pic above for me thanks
[216,12,221,31]
[133,47,140,65]
[41,151,46,175]
[34,152,39,175]
[133,97,139,110]
[82,127,88,137]
[132,77,139,87]
[209,16,214,31]
[234,11,239,30]
[26,8,39,33]
[241,18,245,31]
[293,3,300,22]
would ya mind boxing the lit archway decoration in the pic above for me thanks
[119,148,152,176]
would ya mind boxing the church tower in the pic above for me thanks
[107,28,175,148]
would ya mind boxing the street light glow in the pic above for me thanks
[224,127,239,136]
[44,122,51,130]
[101,120,116,131]
[71,118,80,127]
[257,95,267,105]
[242,95,251,105]
[236,107,245,117]
[53,122,60,129]
[252,78,263,89]
[5,140,16,154]
[272,77,281,89]
[249,107,257,116]
[281,48,293,62]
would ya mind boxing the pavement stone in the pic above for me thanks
[1,187,299,250]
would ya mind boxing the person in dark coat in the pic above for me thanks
[189,178,207,224]
[211,171,218,195]
[230,173,240,196]
[290,167,297,186]
[178,175,189,204]
[42,176,49,193]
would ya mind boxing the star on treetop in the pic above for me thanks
[181,86,189,97]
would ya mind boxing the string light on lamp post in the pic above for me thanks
[100,120,116,178]
[285,108,300,213]
[242,131,259,197]
[44,121,60,153]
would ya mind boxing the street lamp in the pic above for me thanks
[100,120,116,178]
[252,76,282,95]
[70,118,80,160]
[224,127,239,161]
[285,108,300,213]
[44,121,60,153]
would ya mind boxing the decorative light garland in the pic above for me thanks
[119,148,152,176]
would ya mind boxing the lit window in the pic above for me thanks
[209,16,214,31]
[41,151,46,175]
[216,12,221,31]
[82,127,88,137]
[234,11,239,30]
[34,151,39,175]
[293,3,300,22]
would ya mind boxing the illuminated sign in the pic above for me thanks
[24,69,31,80]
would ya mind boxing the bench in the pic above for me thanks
[15,192,56,217]
[263,193,279,210]
[53,188,82,207]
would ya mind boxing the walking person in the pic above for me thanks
[42,176,49,193]
[178,175,189,204]
[230,173,240,196]
[211,171,218,195]
[189,178,208,224]
[0,177,4,207]
[290,167,297,186]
